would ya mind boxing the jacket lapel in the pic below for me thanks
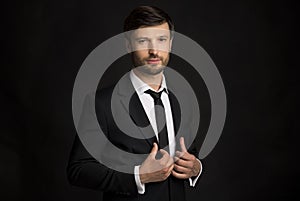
[116,73,157,148]
[168,90,181,137]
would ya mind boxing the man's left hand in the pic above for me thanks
[172,137,201,179]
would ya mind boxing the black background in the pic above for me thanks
[1,0,297,201]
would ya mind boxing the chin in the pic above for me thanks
[142,66,165,75]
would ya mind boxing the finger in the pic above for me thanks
[159,149,172,164]
[160,148,169,156]
[163,164,174,178]
[173,164,190,174]
[150,143,158,158]
[159,149,170,161]
[160,154,170,165]
[167,164,174,173]
[180,137,187,152]
[171,170,189,179]
[166,155,174,167]
[175,158,193,169]
[176,151,195,161]
[173,156,180,163]
[175,151,185,158]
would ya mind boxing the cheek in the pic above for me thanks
[161,52,170,60]
[133,51,148,60]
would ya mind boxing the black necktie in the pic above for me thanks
[145,89,169,151]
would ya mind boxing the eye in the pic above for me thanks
[137,39,147,44]
[159,38,167,42]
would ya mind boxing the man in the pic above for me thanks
[67,6,202,201]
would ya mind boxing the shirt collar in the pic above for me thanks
[130,70,169,96]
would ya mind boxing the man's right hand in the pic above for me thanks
[139,143,174,184]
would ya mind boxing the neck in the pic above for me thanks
[133,69,163,91]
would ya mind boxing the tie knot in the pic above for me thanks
[145,89,164,100]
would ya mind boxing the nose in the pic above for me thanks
[148,41,158,55]
[148,48,158,55]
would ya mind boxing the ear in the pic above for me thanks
[169,37,173,52]
[125,38,132,53]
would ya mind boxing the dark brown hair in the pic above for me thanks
[123,6,174,37]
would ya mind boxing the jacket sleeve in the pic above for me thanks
[66,91,138,196]
[67,135,138,196]
[186,100,205,187]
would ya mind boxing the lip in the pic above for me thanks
[147,59,160,64]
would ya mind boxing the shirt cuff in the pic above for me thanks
[189,159,203,187]
[134,165,145,194]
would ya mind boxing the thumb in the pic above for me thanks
[180,137,187,152]
[150,143,158,158]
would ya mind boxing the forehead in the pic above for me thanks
[131,22,170,38]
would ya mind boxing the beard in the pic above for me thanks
[131,53,170,75]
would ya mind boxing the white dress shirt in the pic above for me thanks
[130,70,202,194]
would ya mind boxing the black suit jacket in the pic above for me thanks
[67,72,201,201]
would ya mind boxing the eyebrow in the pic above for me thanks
[134,35,169,40]
[135,37,150,40]
[158,35,169,38]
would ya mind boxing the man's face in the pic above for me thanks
[128,22,172,75]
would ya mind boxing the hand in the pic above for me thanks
[172,137,201,179]
[139,143,174,184]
